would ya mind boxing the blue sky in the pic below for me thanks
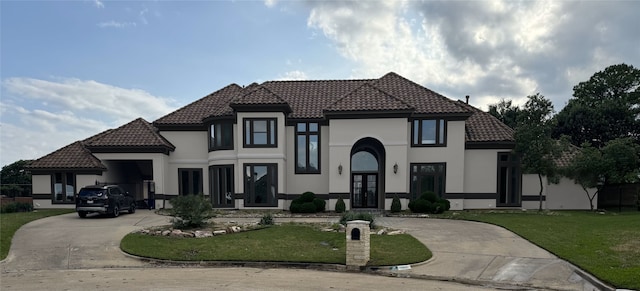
[1,0,639,167]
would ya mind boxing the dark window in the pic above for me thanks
[497,153,521,206]
[244,164,277,207]
[243,118,277,147]
[52,172,75,203]
[412,119,446,146]
[295,122,320,173]
[209,122,234,151]
[210,165,234,208]
[410,163,446,200]
[178,168,203,195]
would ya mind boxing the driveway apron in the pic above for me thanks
[1,210,170,271]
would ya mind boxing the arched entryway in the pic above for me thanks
[350,138,385,209]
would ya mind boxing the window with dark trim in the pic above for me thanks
[244,164,277,207]
[412,119,446,146]
[178,168,203,195]
[295,122,320,173]
[244,118,277,147]
[52,172,75,203]
[410,163,446,200]
[209,122,234,151]
[210,165,234,208]
[497,153,521,207]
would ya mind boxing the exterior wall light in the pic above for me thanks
[338,164,343,175]
[393,163,398,174]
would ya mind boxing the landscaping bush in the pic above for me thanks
[409,191,450,214]
[0,202,33,213]
[290,191,326,213]
[259,212,274,226]
[390,195,402,213]
[169,194,213,228]
[313,198,326,212]
[339,211,376,229]
[335,197,346,213]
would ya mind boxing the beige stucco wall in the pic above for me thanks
[547,177,596,210]
[407,120,466,194]
[463,149,508,193]
[159,131,209,195]
[32,175,51,194]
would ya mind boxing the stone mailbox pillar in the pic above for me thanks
[346,220,370,269]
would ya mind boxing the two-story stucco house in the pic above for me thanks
[28,72,594,211]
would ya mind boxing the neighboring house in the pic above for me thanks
[28,72,593,210]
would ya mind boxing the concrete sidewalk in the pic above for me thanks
[211,216,610,291]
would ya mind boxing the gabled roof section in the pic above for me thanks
[230,85,292,113]
[262,79,370,119]
[27,141,106,172]
[154,84,243,129]
[456,101,515,148]
[324,83,414,114]
[84,118,175,154]
[371,72,471,116]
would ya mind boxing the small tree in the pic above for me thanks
[0,160,32,197]
[488,99,522,129]
[514,93,563,211]
[169,194,214,228]
[566,143,605,211]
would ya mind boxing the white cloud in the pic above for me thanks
[264,0,277,8]
[0,78,177,166]
[277,70,308,81]
[305,0,640,110]
[97,20,137,28]
[94,0,104,8]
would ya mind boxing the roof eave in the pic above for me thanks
[465,141,516,149]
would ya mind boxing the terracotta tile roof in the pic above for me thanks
[231,85,289,106]
[455,101,515,143]
[27,141,106,170]
[150,72,512,143]
[262,79,370,119]
[554,143,580,168]
[324,83,414,112]
[84,118,175,152]
[371,73,470,115]
[154,84,243,126]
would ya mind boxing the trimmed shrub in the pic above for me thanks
[335,197,346,213]
[259,213,274,226]
[300,202,318,213]
[169,194,213,228]
[390,195,402,213]
[409,199,433,213]
[289,202,302,213]
[0,202,33,213]
[420,191,438,203]
[312,198,326,212]
[409,191,451,214]
[339,211,376,229]
[299,191,316,203]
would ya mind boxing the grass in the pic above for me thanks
[0,209,75,260]
[121,223,431,266]
[440,210,640,290]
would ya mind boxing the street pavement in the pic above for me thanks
[0,210,612,290]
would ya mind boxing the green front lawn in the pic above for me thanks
[444,210,640,290]
[121,223,431,266]
[0,209,75,260]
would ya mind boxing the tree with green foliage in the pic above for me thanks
[566,143,605,211]
[514,93,563,211]
[0,160,32,197]
[567,138,640,211]
[488,99,522,129]
[554,63,640,148]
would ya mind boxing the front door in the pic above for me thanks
[352,173,377,208]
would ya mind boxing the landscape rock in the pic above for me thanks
[387,230,405,236]
[213,230,227,235]
[194,230,213,238]
[377,229,387,235]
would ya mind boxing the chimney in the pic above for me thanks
[465,95,470,104]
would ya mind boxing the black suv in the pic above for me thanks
[76,185,135,218]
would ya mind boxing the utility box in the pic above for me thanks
[346,220,370,269]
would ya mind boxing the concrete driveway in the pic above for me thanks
[1,211,609,290]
